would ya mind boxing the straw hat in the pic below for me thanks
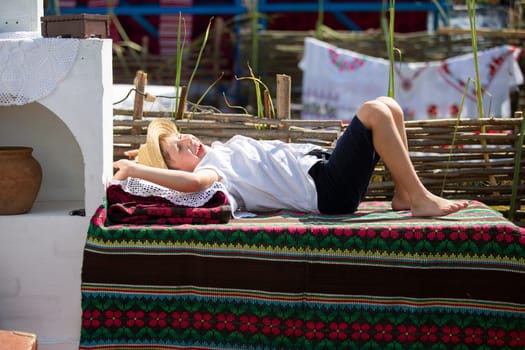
[137,118,179,169]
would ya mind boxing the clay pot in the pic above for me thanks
[0,147,42,214]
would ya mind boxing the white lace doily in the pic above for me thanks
[0,37,80,105]
[111,177,228,208]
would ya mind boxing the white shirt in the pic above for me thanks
[195,135,321,214]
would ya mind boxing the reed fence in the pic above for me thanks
[368,116,525,223]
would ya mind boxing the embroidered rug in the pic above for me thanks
[80,200,525,349]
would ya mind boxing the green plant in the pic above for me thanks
[380,0,397,98]
[49,0,61,15]
[239,0,262,76]
[466,0,499,188]
[190,72,224,115]
[235,64,275,119]
[169,15,224,118]
[430,0,450,27]
[315,0,325,39]
[467,0,484,118]
[222,92,249,115]
[387,0,396,98]
[173,13,185,116]
[109,2,147,79]
[186,17,214,101]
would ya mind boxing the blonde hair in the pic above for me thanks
[137,118,179,169]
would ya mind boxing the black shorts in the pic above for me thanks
[308,116,380,214]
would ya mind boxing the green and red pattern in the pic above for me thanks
[80,201,525,349]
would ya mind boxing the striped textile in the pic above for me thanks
[159,0,193,57]
[87,0,119,7]
[59,0,76,7]
[80,200,525,349]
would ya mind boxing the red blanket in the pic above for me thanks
[105,184,232,225]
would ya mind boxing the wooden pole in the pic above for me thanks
[132,70,147,149]
[177,85,188,119]
[264,90,271,119]
[133,70,147,120]
[509,111,524,221]
[276,74,291,119]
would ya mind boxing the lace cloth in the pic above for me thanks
[0,37,80,105]
[110,177,229,208]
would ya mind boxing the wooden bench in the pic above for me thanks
[0,330,37,350]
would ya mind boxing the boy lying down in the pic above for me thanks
[113,96,468,217]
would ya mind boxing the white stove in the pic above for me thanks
[0,1,113,349]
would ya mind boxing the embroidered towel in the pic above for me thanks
[300,37,523,120]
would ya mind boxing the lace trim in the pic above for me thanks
[111,177,227,207]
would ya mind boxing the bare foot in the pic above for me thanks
[392,193,410,211]
[410,192,469,217]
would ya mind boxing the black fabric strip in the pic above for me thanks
[82,251,525,304]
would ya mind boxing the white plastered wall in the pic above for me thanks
[0,38,113,350]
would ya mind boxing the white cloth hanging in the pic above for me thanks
[299,37,388,121]
[299,37,523,120]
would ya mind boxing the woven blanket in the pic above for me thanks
[80,200,525,349]
[105,184,232,225]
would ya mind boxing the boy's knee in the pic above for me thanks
[376,96,395,105]
[375,96,403,120]
[357,99,392,127]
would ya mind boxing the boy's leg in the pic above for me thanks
[357,98,468,216]
[309,115,380,214]
[374,97,410,210]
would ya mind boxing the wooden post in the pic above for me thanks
[133,70,147,120]
[132,70,147,149]
[276,74,291,119]
[509,111,524,222]
[177,85,188,119]
[264,90,271,118]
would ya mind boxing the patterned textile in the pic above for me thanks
[159,0,194,56]
[300,37,523,121]
[106,184,231,225]
[87,0,120,7]
[80,201,525,349]
[111,178,229,208]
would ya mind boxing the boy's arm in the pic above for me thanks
[113,159,219,193]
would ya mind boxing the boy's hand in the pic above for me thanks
[124,149,139,160]
[113,159,136,180]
